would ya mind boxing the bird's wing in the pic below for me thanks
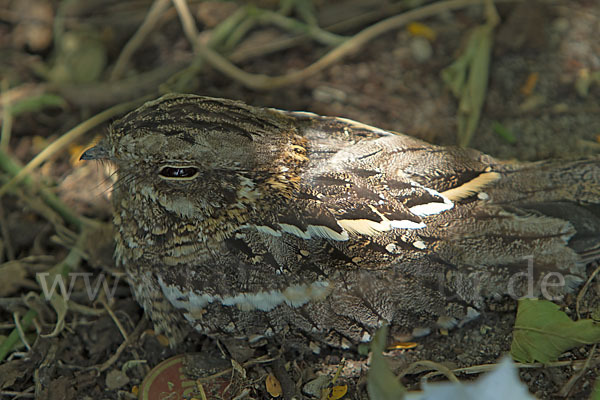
[248,114,504,242]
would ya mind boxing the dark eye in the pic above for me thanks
[159,165,199,180]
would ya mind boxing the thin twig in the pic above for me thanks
[0,199,15,260]
[558,344,597,397]
[54,2,410,106]
[0,297,24,309]
[0,157,82,228]
[166,6,248,91]
[576,263,600,319]
[58,62,187,108]
[0,96,151,197]
[228,34,307,63]
[0,242,84,361]
[222,13,258,52]
[196,355,277,383]
[197,0,516,90]
[1,79,13,152]
[4,181,63,228]
[97,318,148,372]
[0,391,35,398]
[67,300,106,317]
[323,1,410,32]
[197,383,208,400]
[110,0,172,81]
[13,312,31,351]
[101,298,129,341]
[171,0,200,51]
[255,9,346,46]
[412,360,460,383]
[0,83,46,117]
[229,2,408,63]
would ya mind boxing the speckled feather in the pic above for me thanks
[83,94,600,348]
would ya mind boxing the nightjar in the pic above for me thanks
[82,94,600,349]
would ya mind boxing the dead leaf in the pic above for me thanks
[328,385,348,399]
[231,358,246,379]
[407,22,436,41]
[387,341,417,350]
[266,373,282,398]
[156,334,170,347]
[0,261,30,296]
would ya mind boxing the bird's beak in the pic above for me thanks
[80,140,109,161]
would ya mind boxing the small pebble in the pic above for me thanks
[105,369,129,390]
[409,37,433,63]
[313,86,347,103]
[303,375,330,397]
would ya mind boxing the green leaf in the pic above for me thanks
[357,342,370,356]
[9,94,67,116]
[441,2,499,147]
[456,25,494,147]
[511,299,600,363]
[440,31,476,98]
[491,121,516,143]
[49,30,107,84]
[367,326,405,400]
[592,377,600,400]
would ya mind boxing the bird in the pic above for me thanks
[81,93,600,349]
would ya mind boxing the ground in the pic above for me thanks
[0,0,599,399]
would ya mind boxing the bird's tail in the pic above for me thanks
[491,157,600,260]
[431,157,600,304]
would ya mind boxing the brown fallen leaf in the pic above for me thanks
[266,372,282,398]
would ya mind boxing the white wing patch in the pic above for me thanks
[249,171,492,241]
[338,218,390,236]
[408,185,454,217]
[338,218,425,235]
[254,225,282,237]
[441,171,501,201]
[259,223,350,241]
[279,223,311,239]
[159,276,331,312]
[390,220,428,229]
[339,204,426,235]
[305,224,350,240]
[253,198,433,240]
[333,116,394,136]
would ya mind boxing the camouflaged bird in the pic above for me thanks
[82,94,600,349]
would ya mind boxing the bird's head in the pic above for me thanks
[82,94,308,234]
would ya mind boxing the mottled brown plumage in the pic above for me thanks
[82,94,600,349]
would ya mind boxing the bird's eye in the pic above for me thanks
[158,165,199,180]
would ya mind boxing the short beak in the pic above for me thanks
[80,140,109,160]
